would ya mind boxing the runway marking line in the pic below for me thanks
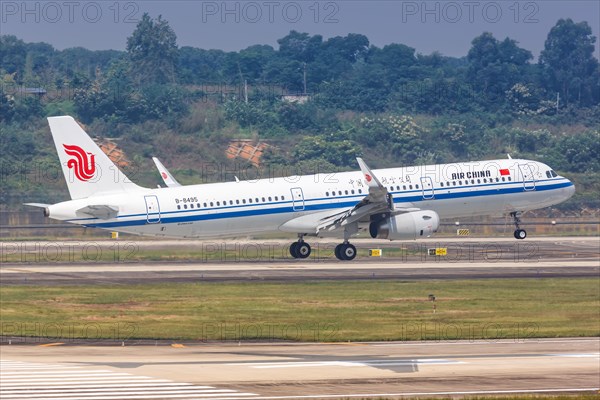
[38,342,65,347]
[226,358,464,369]
[171,343,186,348]
[547,353,600,358]
[0,360,259,399]
[0,387,227,394]
[371,338,600,346]
[231,388,600,399]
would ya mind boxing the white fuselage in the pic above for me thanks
[47,159,575,239]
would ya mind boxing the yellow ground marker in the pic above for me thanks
[369,249,382,257]
[171,343,186,348]
[38,343,65,347]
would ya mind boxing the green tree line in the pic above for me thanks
[2,15,599,120]
[0,14,598,210]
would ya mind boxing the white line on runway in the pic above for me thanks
[548,353,600,358]
[0,360,259,400]
[1,395,258,400]
[0,365,81,369]
[227,358,463,368]
[1,383,194,389]
[371,338,600,346]
[210,388,600,400]
[0,370,115,375]
[1,387,223,394]
[0,390,247,398]
[1,372,132,378]
[1,376,159,382]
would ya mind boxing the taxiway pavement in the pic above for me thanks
[1,237,598,285]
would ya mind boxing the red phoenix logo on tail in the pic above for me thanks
[63,144,96,181]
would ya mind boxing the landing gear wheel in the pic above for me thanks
[510,212,527,240]
[514,229,527,240]
[341,243,357,261]
[289,242,300,258]
[334,244,343,260]
[290,241,311,258]
[296,242,311,259]
[335,243,357,261]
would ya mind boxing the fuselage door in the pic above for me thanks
[144,195,161,223]
[420,177,435,199]
[290,187,305,211]
[518,164,536,191]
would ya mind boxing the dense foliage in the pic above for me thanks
[1,15,598,212]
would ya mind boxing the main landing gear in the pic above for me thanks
[510,211,527,240]
[288,236,357,261]
[289,236,311,259]
[334,242,357,261]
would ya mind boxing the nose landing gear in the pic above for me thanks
[510,212,527,240]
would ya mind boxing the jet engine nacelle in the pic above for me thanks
[369,210,440,240]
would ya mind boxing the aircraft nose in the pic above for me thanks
[565,181,576,199]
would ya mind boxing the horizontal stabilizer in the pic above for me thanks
[24,203,50,208]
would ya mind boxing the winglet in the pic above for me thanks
[152,157,182,188]
[356,157,384,190]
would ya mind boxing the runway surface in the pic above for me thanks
[1,338,599,399]
[1,237,598,285]
[2,238,599,398]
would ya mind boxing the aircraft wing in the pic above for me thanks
[280,158,418,235]
[152,157,181,187]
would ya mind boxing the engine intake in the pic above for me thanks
[369,210,440,240]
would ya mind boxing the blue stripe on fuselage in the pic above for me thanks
[81,180,573,229]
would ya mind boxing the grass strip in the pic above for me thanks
[1,278,598,342]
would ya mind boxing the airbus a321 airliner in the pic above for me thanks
[27,116,575,261]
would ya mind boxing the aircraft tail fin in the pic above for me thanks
[48,116,144,200]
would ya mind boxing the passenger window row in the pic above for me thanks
[440,176,511,187]
[325,189,363,197]
[324,183,424,197]
[177,195,286,210]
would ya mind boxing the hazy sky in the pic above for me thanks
[2,1,599,58]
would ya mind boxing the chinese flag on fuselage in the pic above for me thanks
[500,169,510,176]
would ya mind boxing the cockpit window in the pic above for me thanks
[546,171,551,178]
[550,170,558,177]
